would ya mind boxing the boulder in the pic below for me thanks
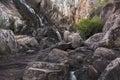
[23,62,68,80]
[69,47,93,68]
[93,47,120,60]
[89,47,120,79]
[38,48,69,63]
[15,35,39,50]
[64,31,83,48]
[99,58,120,80]
[84,33,104,46]
[0,29,18,54]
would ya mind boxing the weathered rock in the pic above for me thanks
[0,0,21,29]
[88,65,99,79]
[23,62,68,80]
[102,0,120,32]
[69,47,93,68]
[84,33,104,46]
[93,47,120,60]
[15,35,39,50]
[100,3,114,24]
[39,37,58,50]
[64,31,83,48]
[38,48,69,63]
[89,47,120,79]
[51,0,98,23]
[0,29,18,54]
[99,58,120,80]
[13,0,42,28]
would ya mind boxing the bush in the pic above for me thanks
[74,17,103,39]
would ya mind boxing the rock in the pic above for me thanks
[15,35,39,50]
[100,3,114,24]
[51,0,98,23]
[93,47,120,60]
[0,29,18,54]
[69,47,93,68]
[23,62,68,80]
[90,47,120,79]
[39,37,58,50]
[64,31,83,48]
[99,58,120,80]
[0,1,21,29]
[38,48,69,63]
[84,33,104,46]
[54,42,72,51]
[88,65,99,79]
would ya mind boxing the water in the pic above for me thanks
[19,0,44,27]
[70,71,77,80]
[56,30,62,41]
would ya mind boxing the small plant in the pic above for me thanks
[74,17,103,39]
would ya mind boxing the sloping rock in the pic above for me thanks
[23,62,68,80]
[99,58,120,80]
[100,3,114,24]
[0,29,18,54]
[84,33,104,46]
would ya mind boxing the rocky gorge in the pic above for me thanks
[0,0,120,80]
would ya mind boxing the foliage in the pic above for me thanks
[74,17,103,39]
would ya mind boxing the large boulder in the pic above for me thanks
[0,29,18,54]
[99,58,120,80]
[88,47,120,79]
[38,48,69,63]
[84,33,104,46]
[23,62,68,80]
[64,31,83,48]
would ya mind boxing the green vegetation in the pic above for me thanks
[74,17,103,39]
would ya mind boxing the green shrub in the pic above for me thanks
[74,17,103,39]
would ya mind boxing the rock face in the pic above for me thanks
[99,58,120,80]
[0,29,18,54]
[23,62,68,80]
[51,0,98,23]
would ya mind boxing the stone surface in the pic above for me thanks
[38,48,69,63]
[15,35,39,50]
[0,29,18,54]
[23,62,68,80]
[84,33,104,46]
[64,31,83,48]
[99,58,120,80]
